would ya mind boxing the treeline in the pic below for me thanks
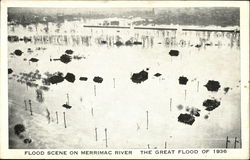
[153,8,240,27]
[8,7,239,27]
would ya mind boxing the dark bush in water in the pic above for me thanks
[203,99,221,111]
[14,124,25,135]
[8,36,19,42]
[169,50,179,56]
[115,41,123,46]
[125,40,133,46]
[29,58,39,62]
[65,73,75,83]
[178,76,188,85]
[23,138,32,144]
[65,49,74,54]
[93,76,103,83]
[60,54,72,64]
[23,36,32,42]
[204,80,221,92]
[178,114,195,125]
[13,49,23,56]
[131,70,148,84]
[224,87,230,94]
[154,73,162,77]
[8,68,13,74]
[79,77,88,81]
[26,81,38,88]
[48,75,64,84]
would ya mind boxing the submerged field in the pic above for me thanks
[8,21,241,149]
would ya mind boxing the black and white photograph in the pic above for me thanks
[0,0,249,159]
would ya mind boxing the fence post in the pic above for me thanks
[146,111,149,130]
[105,128,108,148]
[63,112,67,128]
[113,78,116,88]
[24,100,27,111]
[170,98,172,112]
[94,85,96,96]
[197,81,199,92]
[29,100,32,115]
[56,111,58,124]
[226,136,230,148]
[95,128,98,141]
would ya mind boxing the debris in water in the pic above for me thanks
[115,41,123,46]
[204,115,209,119]
[79,77,88,81]
[13,49,23,56]
[205,43,212,46]
[8,68,13,74]
[131,70,148,84]
[39,86,49,91]
[204,80,221,91]
[29,58,39,62]
[177,104,184,110]
[154,73,162,77]
[101,40,107,44]
[14,124,25,135]
[59,54,72,64]
[178,76,188,85]
[203,99,221,111]
[93,76,103,83]
[36,89,44,103]
[73,55,84,60]
[23,138,32,144]
[195,44,202,48]
[125,40,133,46]
[169,50,179,56]
[178,114,195,125]
[65,49,74,54]
[224,87,230,94]
[62,104,72,109]
[27,48,33,53]
[189,107,201,117]
[65,73,75,83]
[134,41,142,45]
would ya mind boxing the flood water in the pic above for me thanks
[8,19,241,149]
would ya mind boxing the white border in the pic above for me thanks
[0,1,249,159]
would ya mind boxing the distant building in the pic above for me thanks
[103,21,109,26]
[57,14,64,23]
[110,21,119,26]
